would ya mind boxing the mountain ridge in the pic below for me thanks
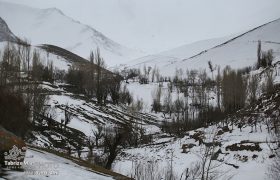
[123,18,280,76]
[0,1,143,66]
[184,17,280,61]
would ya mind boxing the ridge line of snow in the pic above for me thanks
[182,18,280,61]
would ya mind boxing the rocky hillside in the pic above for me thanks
[0,17,17,42]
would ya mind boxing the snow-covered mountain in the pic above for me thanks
[121,35,232,69]
[0,1,143,66]
[0,17,17,42]
[124,18,280,76]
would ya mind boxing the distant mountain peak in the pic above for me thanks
[0,1,143,66]
[43,7,65,16]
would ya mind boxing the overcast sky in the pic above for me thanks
[5,0,280,53]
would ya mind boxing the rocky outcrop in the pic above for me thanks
[0,17,17,42]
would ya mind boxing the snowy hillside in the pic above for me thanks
[0,41,71,71]
[0,1,143,66]
[121,36,232,69]
[114,122,275,180]
[1,147,115,180]
[113,87,280,179]
[19,81,160,153]
[0,17,17,42]
[124,18,280,76]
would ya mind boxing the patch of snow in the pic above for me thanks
[3,148,113,180]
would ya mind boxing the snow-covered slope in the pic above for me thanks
[122,36,232,69]
[0,17,17,42]
[124,18,280,76]
[114,123,274,180]
[2,148,114,180]
[0,1,143,66]
[114,87,280,179]
[0,41,71,71]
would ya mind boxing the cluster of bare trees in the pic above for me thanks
[65,49,132,105]
[158,58,275,136]
[0,41,54,86]
[120,64,162,85]
[0,41,53,138]
[157,68,220,135]
[86,122,152,170]
[221,66,247,113]
[85,99,151,170]
[132,158,178,180]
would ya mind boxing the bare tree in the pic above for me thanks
[103,127,124,169]
[32,85,49,126]
[31,49,45,81]
[87,136,95,163]
[248,75,258,104]
[266,49,274,67]
[94,48,106,104]
[108,76,121,104]
[265,70,274,94]
[216,66,221,110]
[163,89,172,117]
[152,86,162,113]
[63,104,73,129]
[88,50,95,96]
[132,159,162,180]
[22,39,31,78]
[155,68,161,83]
[92,125,104,148]
[192,128,231,180]
[208,61,214,80]
[132,158,178,180]
[151,65,156,82]
[257,40,262,69]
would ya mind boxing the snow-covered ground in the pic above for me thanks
[1,148,113,180]
[36,82,161,138]
[113,123,275,180]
